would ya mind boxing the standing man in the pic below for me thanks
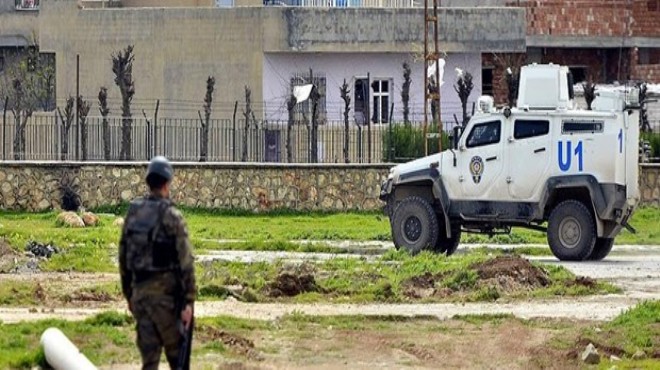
[119,156,197,370]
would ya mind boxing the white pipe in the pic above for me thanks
[40,327,97,370]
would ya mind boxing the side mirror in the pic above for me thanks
[452,126,463,150]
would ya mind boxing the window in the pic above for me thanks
[649,0,659,11]
[15,0,39,10]
[371,78,392,124]
[466,120,501,148]
[0,56,4,73]
[482,67,494,96]
[562,120,604,134]
[638,48,660,65]
[291,72,326,124]
[514,119,550,139]
[569,66,587,84]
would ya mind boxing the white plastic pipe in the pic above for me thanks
[40,327,97,370]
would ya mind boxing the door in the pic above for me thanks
[457,119,506,199]
[506,118,551,200]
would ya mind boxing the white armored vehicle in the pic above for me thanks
[380,64,641,261]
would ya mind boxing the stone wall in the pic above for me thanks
[640,164,660,207]
[0,162,391,212]
[0,162,657,212]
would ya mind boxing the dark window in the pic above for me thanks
[649,0,659,11]
[569,66,587,84]
[514,119,550,139]
[0,56,4,73]
[562,120,604,134]
[467,120,501,148]
[482,67,494,96]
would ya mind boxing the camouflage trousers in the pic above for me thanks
[130,294,181,370]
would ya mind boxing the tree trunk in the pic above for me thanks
[286,101,294,163]
[102,117,110,160]
[81,118,88,161]
[13,112,21,160]
[121,103,132,160]
[311,95,319,163]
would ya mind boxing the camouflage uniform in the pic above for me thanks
[119,194,196,370]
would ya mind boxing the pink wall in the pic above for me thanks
[262,52,483,127]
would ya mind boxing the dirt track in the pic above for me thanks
[1,244,658,324]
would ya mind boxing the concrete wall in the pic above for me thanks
[0,162,390,211]
[37,0,524,118]
[0,0,39,47]
[262,52,482,124]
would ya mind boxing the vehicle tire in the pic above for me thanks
[587,238,614,261]
[547,200,596,261]
[435,223,461,256]
[392,196,439,255]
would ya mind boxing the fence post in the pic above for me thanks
[2,96,7,161]
[232,101,237,162]
[153,99,160,158]
[75,54,80,161]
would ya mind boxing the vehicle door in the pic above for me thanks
[456,119,506,200]
[506,118,552,200]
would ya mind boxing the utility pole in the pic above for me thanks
[423,0,441,155]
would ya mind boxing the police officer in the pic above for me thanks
[119,156,197,370]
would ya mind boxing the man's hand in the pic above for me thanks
[181,304,193,330]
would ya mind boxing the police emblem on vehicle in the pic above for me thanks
[469,156,484,184]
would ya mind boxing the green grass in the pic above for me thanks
[195,249,618,303]
[0,207,657,273]
[583,300,660,357]
[0,311,137,369]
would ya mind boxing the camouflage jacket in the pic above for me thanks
[119,193,196,306]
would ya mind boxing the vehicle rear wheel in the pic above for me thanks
[547,200,596,261]
[392,196,439,255]
[435,223,461,256]
[587,238,614,261]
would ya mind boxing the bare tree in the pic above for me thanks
[112,45,135,160]
[0,46,55,160]
[639,82,651,133]
[492,53,525,106]
[582,79,597,111]
[309,69,322,163]
[98,87,111,160]
[286,94,296,163]
[242,86,252,162]
[340,79,351,163]
[401,62,411,125]
[200,76,215,162]
[454,70,474,127]
[57,97,74,161]
[77,96,91,160]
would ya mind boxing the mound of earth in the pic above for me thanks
[473,256,551,293]
[401,272,452,299]
[63,291,115,303]
[56,211,86,228]
[197,326,263,361]
[265,263,318,297]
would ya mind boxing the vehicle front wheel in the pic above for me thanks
[392,196,439,255]
[547,200,596,261]
[587,238,614,261]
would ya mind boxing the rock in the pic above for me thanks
[632,350,647,360]
[113,217,125,228]
[81,212,99,227]
[581,343,600,364]
[56,212,85,228]
[610,355,621,362]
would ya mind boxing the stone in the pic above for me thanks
[37,199,51,210]
[609,355,621,362]
[581,343,600,364]
[113,217,125,227]
[632,350,647,360]
[56,212,85,228]
[82,212,100,227]
[120,190,133,201]
[1,182,11,193]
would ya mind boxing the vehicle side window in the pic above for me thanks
[466,120,501,148]
[514,119,550,139]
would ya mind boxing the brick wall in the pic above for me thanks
[510,0,659,37]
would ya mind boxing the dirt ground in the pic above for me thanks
[99,317,589,370]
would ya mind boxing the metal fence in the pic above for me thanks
[0,114,394,163]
